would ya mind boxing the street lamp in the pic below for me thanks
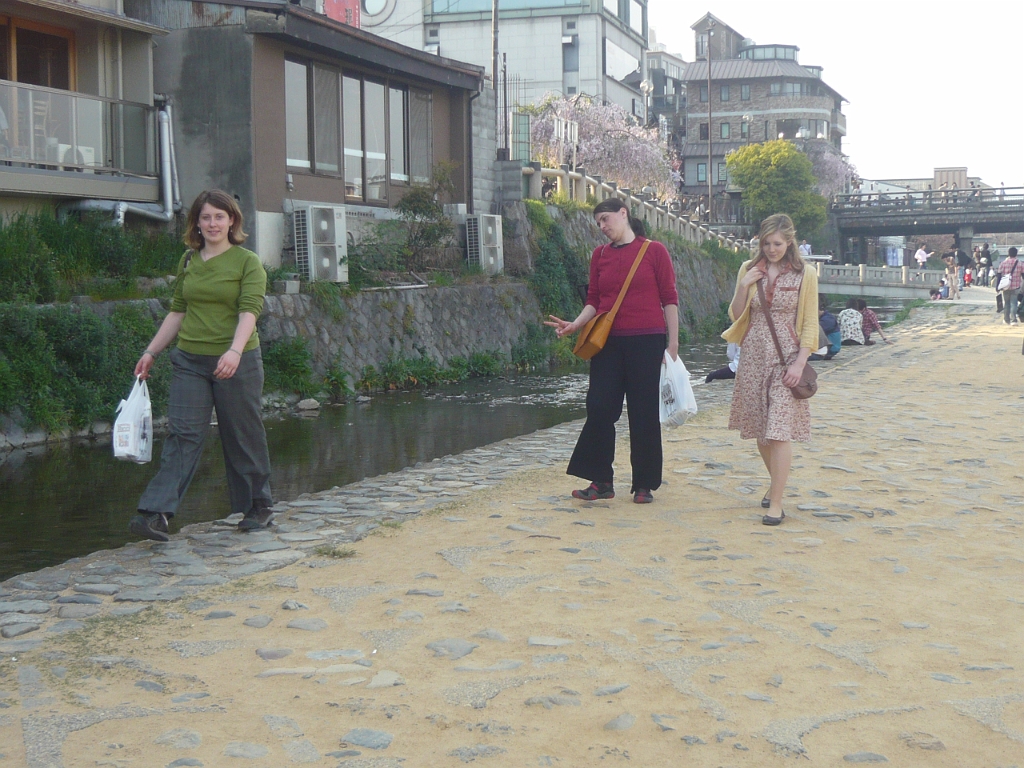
[705,17,715,223]
[639,79,653,127]
[742,113,752,144]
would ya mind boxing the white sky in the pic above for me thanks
[648,0,1024,187]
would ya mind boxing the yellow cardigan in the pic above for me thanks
[722,260,820,352]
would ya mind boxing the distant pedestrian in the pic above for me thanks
[546,197,679,504]
[723,213,819,526]
[996,247,1022,325]
[799,240,812,258]
[955,246,971,289]
[914,244,933,272]
[130,190,273,542]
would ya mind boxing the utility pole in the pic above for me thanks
[491,0,499,91]
[706,18,715,225]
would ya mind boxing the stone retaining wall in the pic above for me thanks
[259,283,540,376]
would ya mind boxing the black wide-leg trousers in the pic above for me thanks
[567,334,666,493]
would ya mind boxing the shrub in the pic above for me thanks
[262,337,317,397]
[0,213,182,303]
[0,303,167,431]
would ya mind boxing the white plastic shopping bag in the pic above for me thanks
[113,376,153,464]
[659,352,698,428]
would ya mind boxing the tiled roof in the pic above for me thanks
[683,59,846,100]
[680,142,746,158]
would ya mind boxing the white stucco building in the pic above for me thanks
[360,0,649,114]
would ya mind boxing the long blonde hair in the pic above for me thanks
[753,213,804,272]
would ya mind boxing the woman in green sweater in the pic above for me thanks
[129,190,273,541]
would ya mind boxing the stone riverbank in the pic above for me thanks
[1,300,1022,766]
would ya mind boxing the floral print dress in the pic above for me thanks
[728,268,811,443]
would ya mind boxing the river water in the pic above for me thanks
[0,296,908,581]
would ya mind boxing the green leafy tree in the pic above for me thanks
[725,140,827,236]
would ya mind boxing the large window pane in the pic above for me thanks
[285,60,309,169]
[313,65,340,174]
[605,38,638,81]
[343,75,362,197]
[364,80,386,202]
[629,0,643,34]
[389,86,408,183]
[409,89,432,185]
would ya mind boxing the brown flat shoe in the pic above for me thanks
[761,510,785,526]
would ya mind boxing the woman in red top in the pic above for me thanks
[546,198,679,504]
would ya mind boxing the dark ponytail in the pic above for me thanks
[593,197,646,239]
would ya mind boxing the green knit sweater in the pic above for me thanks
[170,246,266,356]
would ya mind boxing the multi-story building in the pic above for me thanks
[644,42,686,152]
[360,0,649,117]
[0,0,164,217]
[678,12,847,200]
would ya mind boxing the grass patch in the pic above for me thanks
[313,545,357,559]
[262,337,318,397]
[887,298,928,326]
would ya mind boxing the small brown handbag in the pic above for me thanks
[756,279,817,399]
[573,240,652,361]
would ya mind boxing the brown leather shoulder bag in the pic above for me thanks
[573,240,652,360]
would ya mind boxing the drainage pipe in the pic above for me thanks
[59,109,178,223]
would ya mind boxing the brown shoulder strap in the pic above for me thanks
[756,280,789,368]
[607,239,652,322]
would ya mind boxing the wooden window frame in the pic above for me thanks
[4,17,77,90]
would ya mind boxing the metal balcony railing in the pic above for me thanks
[0,79,157,177]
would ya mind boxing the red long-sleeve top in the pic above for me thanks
[585,238,679,336]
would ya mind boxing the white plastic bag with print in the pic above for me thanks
[659,352,698,428]
[113,376,153,463]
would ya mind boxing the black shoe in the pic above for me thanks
[633,489,654,504]
[572,482,615,501]
[129,512,170,542]
[762,510,786,526]
[761,493,771,509]
[238,505,274,532]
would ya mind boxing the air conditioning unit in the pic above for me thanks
[293,204,348,283]
[465,214,503,276]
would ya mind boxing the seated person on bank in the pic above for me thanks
[818,298,842,358]
[838,298,865,345]
[858,299,890,345]
[705,342,740,382]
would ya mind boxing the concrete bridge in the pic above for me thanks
[831,186,1024,258]
[816,263,943,299]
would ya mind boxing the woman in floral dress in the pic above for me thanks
[722,214,819,525]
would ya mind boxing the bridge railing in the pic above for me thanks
[817,263,944,287]
[831,186,1024,216]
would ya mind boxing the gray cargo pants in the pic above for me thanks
[137,347,272,518]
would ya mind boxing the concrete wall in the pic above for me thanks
[471,86,497,214]
[154,25,257,237]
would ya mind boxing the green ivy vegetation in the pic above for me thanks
[0,303,170,431]
[355,351,505,392]
[0,213,182,303]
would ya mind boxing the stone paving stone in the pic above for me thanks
[342,728,393,750]
[223,741,269,759]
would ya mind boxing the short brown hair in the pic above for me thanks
[184,190,248,250]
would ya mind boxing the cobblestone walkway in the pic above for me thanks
[1,301,1022,766]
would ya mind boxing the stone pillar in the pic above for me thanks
[902,266,909,284]
[527,162,542,200]
[957,225,974,259]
